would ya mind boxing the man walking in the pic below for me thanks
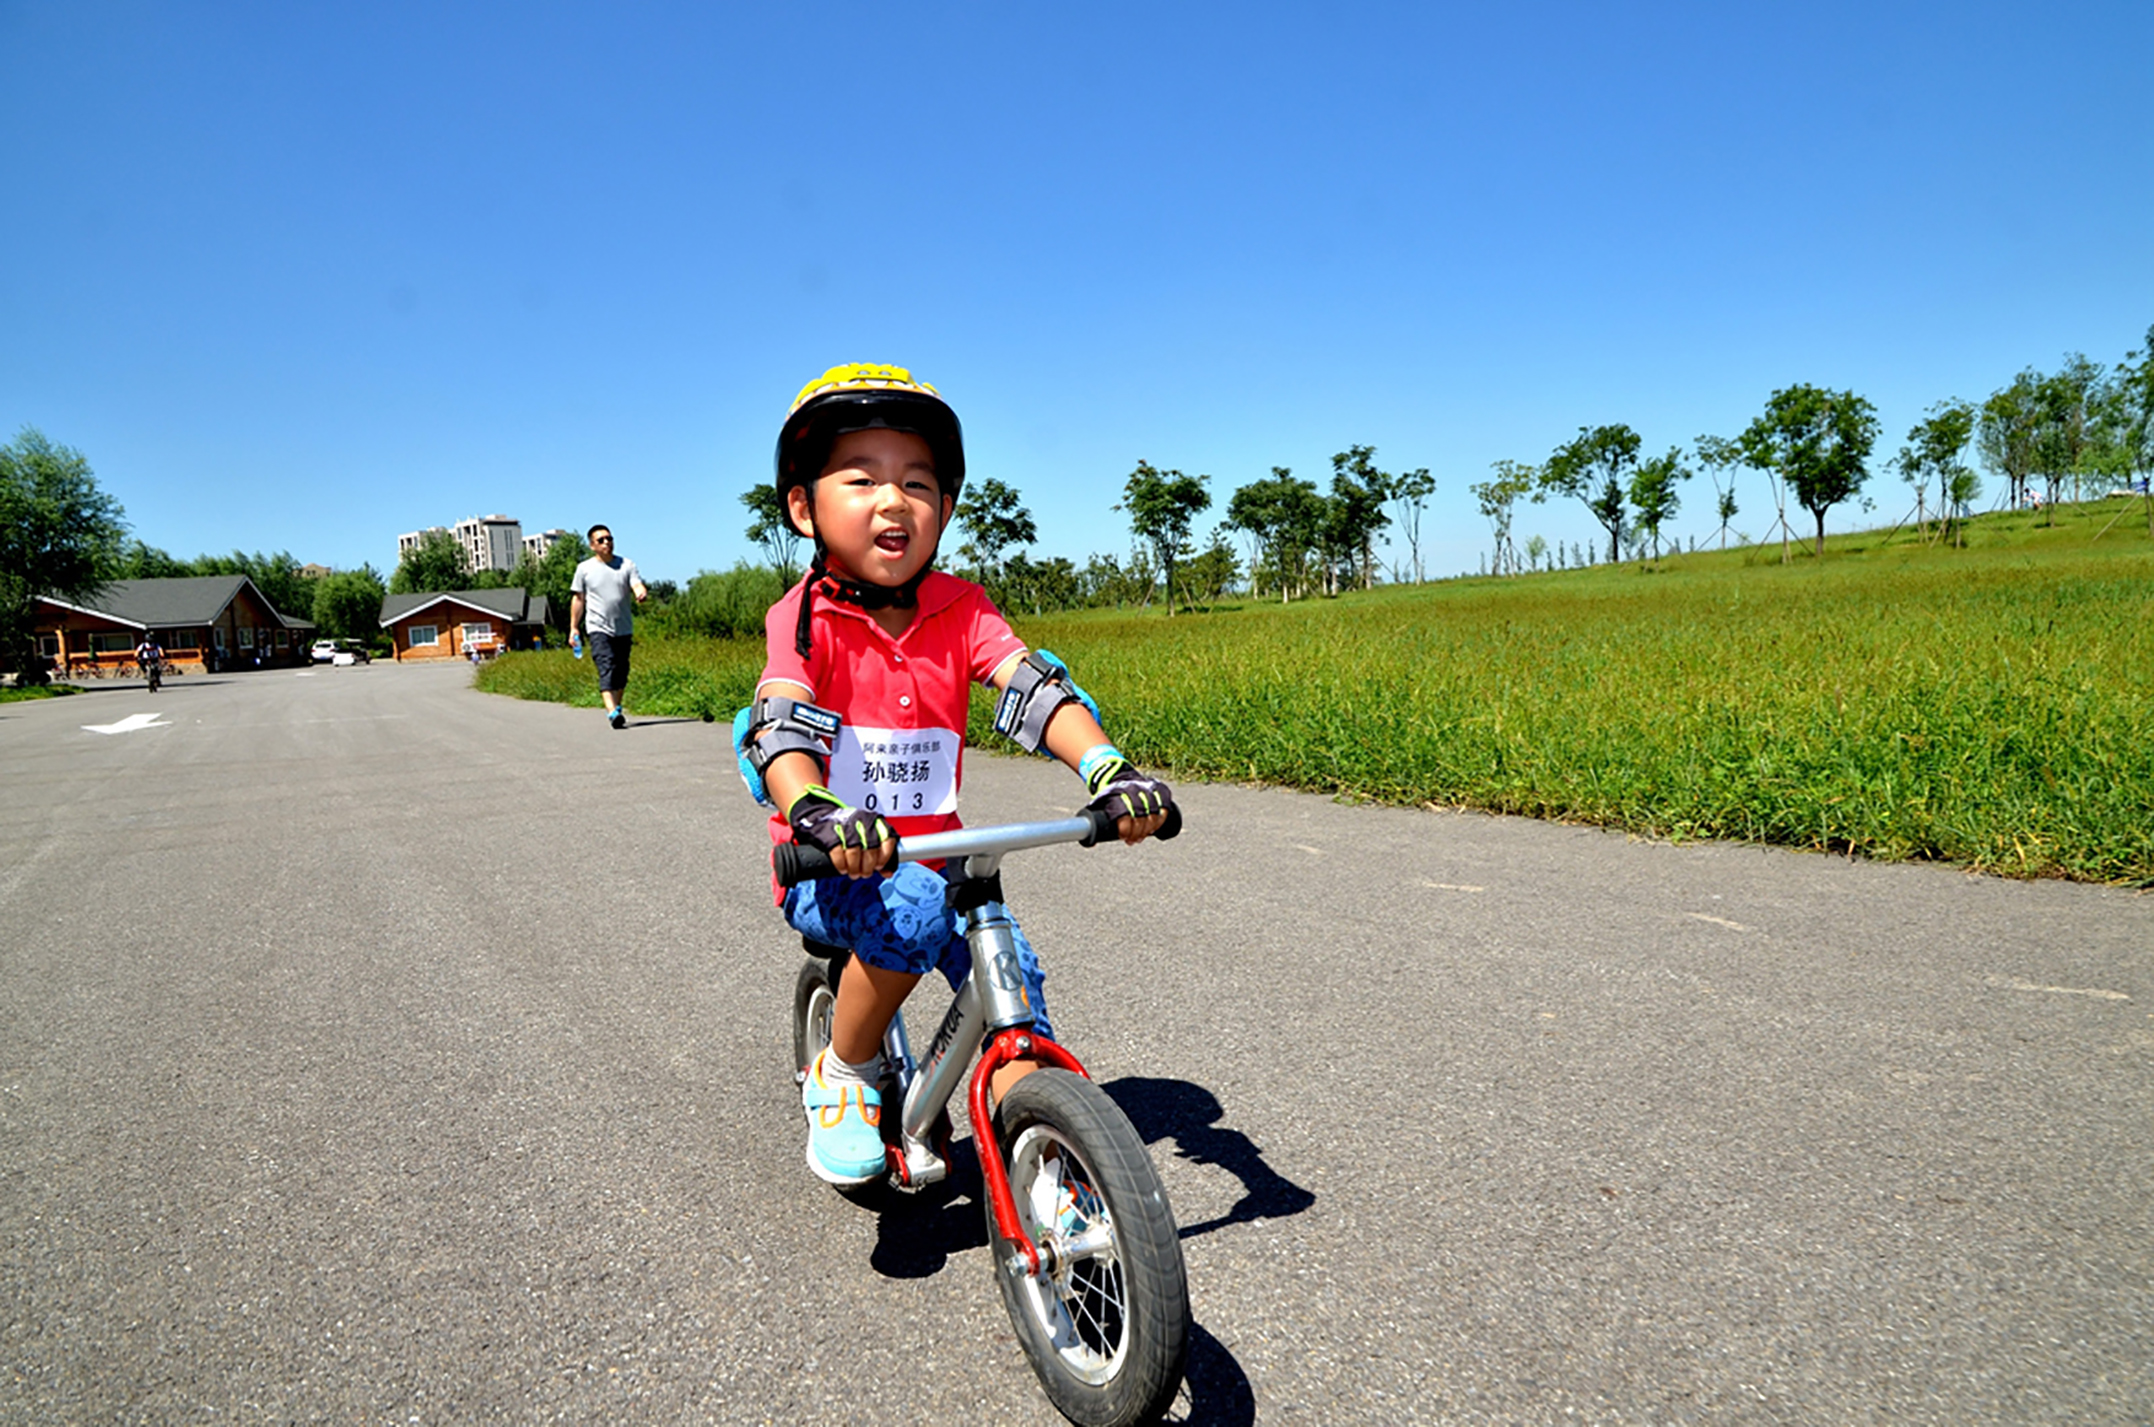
[568,524,648,729]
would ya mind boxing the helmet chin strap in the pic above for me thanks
[793,527,942,658]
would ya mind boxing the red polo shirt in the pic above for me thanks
[758,570,1027,893]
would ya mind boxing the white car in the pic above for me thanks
[311,639,372,665]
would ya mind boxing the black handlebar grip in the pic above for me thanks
[773,840,836,888]
[1079,802,1185,846]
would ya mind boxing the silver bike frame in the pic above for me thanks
[875,816,1096,1185]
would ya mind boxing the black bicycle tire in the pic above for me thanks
[791,951,847,1076]
[989,1068,1189,1427]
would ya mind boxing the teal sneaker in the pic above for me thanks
[802,1051,886,1185]
[1029,1153,1103,1242]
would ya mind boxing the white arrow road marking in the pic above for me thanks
[82,712,172,736]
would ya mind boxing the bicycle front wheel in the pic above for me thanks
[989,1068,1188,1427]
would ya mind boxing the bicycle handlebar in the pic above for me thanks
[773,803,1182,888]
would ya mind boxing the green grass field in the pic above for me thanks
[478,495,2154,884]
[0,683,77,704]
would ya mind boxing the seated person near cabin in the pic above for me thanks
[740,363,1177,1186]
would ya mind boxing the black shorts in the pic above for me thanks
[589,632,632,692]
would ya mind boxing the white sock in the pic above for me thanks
[818,1046,882,1089]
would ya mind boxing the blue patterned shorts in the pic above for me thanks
[783,861,1053,1040]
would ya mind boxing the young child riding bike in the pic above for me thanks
[740,362,1178,1187]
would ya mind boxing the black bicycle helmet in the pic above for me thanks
[775,362,966,509]
[776,363,967,656]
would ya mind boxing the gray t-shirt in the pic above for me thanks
[571,555,642,636]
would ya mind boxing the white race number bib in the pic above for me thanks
[828,725,960,817]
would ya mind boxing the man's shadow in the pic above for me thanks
[1101,1077,1317,1237]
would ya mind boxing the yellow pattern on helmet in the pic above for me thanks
[787,362,943,417]
[776,360,966,507]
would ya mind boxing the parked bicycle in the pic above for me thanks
[777,807,1191,1427]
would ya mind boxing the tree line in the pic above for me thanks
[734,444,1438,619]
[1472,322,2154,576]
[106,540,397,644]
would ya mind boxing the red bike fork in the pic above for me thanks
[970,1027,1090,1276]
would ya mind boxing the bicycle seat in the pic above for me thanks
[801,936,848,960]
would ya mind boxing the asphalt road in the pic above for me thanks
[2,661,2149,1425]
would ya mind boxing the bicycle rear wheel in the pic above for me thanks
[792,950,847,1077]
[989,1068,1188,1427]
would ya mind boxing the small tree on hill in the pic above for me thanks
[1739,384,1879,558]
[1979,371,2042,512]
[1226,468,1326,603]
[1628,448,1691,561]
[1327,445,1393,591]
[1117,461,1210,616]
[955,477,1037,583]
[1389,467,1435,583]
[1694,434,1742,549]
[741,484,802,578]
[2099,324,2154,536]
[1179,525,1242,609]
[1894,401,1976,545]
[1541,424,1641,563]
[1471,460,1536,576]
[2034,354,2105,514]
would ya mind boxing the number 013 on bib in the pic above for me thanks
[828,725,960,817]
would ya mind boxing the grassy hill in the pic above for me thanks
[480,494,2154,884]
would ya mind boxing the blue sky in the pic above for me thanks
[5,1,2150,586]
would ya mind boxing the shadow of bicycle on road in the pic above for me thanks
[868,1075,1316,1276]
[866,1137,986,1281]
[1101,1076,1318,1238]
[868,1167,1258,1425]
[863,1080,1279,1424]
[1165,1321,1257,1426]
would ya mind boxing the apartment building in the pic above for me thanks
[522,528,573,561]
[455,515,524,573]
